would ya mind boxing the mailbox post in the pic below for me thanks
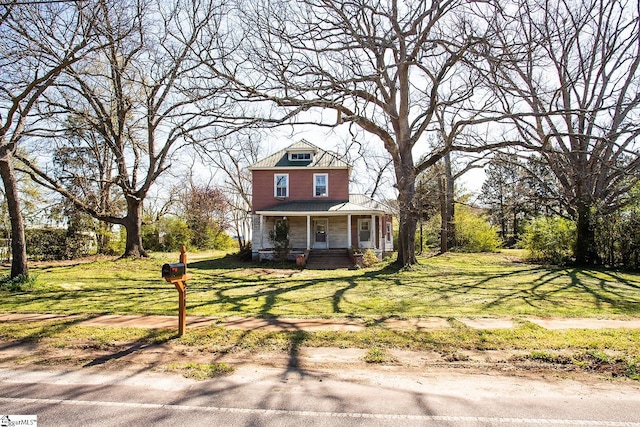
[162,246,192,336]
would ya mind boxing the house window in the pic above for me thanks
[358,219,371,243]
[274,173,288,198]
[386,221,392,242]
[314,173,328,197]
[289,152,312,161]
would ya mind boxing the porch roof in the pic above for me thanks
[255,194,392,216]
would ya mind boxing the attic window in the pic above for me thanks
[289,152,312,161]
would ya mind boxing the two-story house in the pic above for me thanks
[250,140,394,265]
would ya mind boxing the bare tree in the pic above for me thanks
[0,1,95,277]
[335,134,395,200]
[433,97,494,252]
[203,0,505,266]
[194,133,262,251]
[484,0,640,264]
[181,182,230,249]
[19,0,237,257]
[48,123,124,253]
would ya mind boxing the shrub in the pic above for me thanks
[0,274,37,292]
[143,217,192,252]
[25,228,66,260]
[237,242,253,261]
[454,207,502,252]
[144,216,232,252]
[361,248,379,267]
[163,218,192,252]
[25,228,94,260]
[141,221,161,251]
[209,230,233,250]
[521,216,576,264]
[103,227,126,255]
[594,186,640,270]
[189,226,232,251]
[269,219,290,261]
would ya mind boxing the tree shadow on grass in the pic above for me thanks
[0,287,179,316]
[189,254,419,316]
[332,278,358,314]
[21,252,638,322]
[565,268,640,314]
[0,314,97,343]
[187,278,333,318]
[190,263,410,317]
[475,265,640,315]
[355,258,640,317]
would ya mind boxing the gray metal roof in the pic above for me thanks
[348,194,393,212]
[256,194,392,215]
[250,139,350,170]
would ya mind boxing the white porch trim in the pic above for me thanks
[259,215,264,249]
[306,215,311,250]
[371,214,376,249]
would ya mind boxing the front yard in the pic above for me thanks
[1,250,639,319]
[2,250,639,380]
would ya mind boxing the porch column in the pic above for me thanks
[371,214,376,249]
[306,215,311,250]
[347,214,352,248]
[259,215,264,249]
[378,216,384,251]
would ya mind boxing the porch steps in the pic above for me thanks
[305,249,354,270]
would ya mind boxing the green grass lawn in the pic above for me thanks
[1,249,639,319]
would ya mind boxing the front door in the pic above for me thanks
[385,220,392,249]
[358,218,372,248]
[313,219,328,249]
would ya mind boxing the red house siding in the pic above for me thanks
[252,169,350,212]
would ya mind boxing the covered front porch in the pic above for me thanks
[251,197,393,262]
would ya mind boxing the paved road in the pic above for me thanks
[2,313,640,426]
[1,366,639,426]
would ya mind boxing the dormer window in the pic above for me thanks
[289,152,312,161]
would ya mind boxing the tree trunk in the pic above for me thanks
[500,199,506,241]
[575,202,598,265]
[396,208,418,266]
[395,160,418,266]
[439,176,448,253]
[512,211,518,247]
[122,196,148,258]
[0,151,28,278]
[444,154,455,249]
